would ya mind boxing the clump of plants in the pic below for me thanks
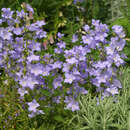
[0,3,127,128]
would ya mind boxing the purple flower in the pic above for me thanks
[27,99,40,112]
[79,61,87,70]
[18,75,38,89]
[72,34,78,43]
[64,73,76,84]
[94,72,111,87]
[35,20,46,27]
[0,94,4,98]
[0,19,3,24]
[27,23,39,31]
[15,69,24,80]
[64,49,75,58]
[112,25,125,38]
[28,63,44,76]
[53,96,61,104]
[57,32,64,38]
[28,112,36,118]
[66,57,78,64]
[64,97,79,111]
[116,39,126,51]
[109,53,124,67]
[83,25,90,32]
[74,84,88,95]
[113,79,122,88]
[92,19,100,26]
[112,25,123,34]
[95,33,108,42]
[13,27,22,35]
[72,67,80,75]
[9,50,21,59]
[0,28,12,40]
[37,110,44,115]
[53,76,63,89]
[95,23,109,33]
[18,76,30,88]
[82,35,93,44]
[36,30,47,38]
[93,60,112,69]
[56,41,66,48]
[73,46,87,61]
[119,32,125,38]
[66,101,79,111]
[1,8,14,19]
[16,10,27,18]
[28,41,41,52]
[27,54,40,62]
[96,74,108,84]
[73,0,84,4]
[82,35,96,49]
[54,48,63,54]
[51,61,63,69]
[82,35,92,44]
[106,87,118,95]
[28,109,44,118]
[62,63,71,73]
[18,88,28,97]
[0,41,3,49]
[105,46,115,55]
[42,66,51,76]
[26,4,34,13]
[43,53,52,62]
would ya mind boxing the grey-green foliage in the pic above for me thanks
[70,67,130,130]
[119,0,130,18]
[104,0,130,39]
[106,0,130,23]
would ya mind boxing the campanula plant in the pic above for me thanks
[0,3,127,122]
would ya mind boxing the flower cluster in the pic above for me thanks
[0,5,127,118]
[0,4,46,117]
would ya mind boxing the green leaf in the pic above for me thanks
[53,115,65,122]
[37,123,55,130]
[40,88,51,97]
